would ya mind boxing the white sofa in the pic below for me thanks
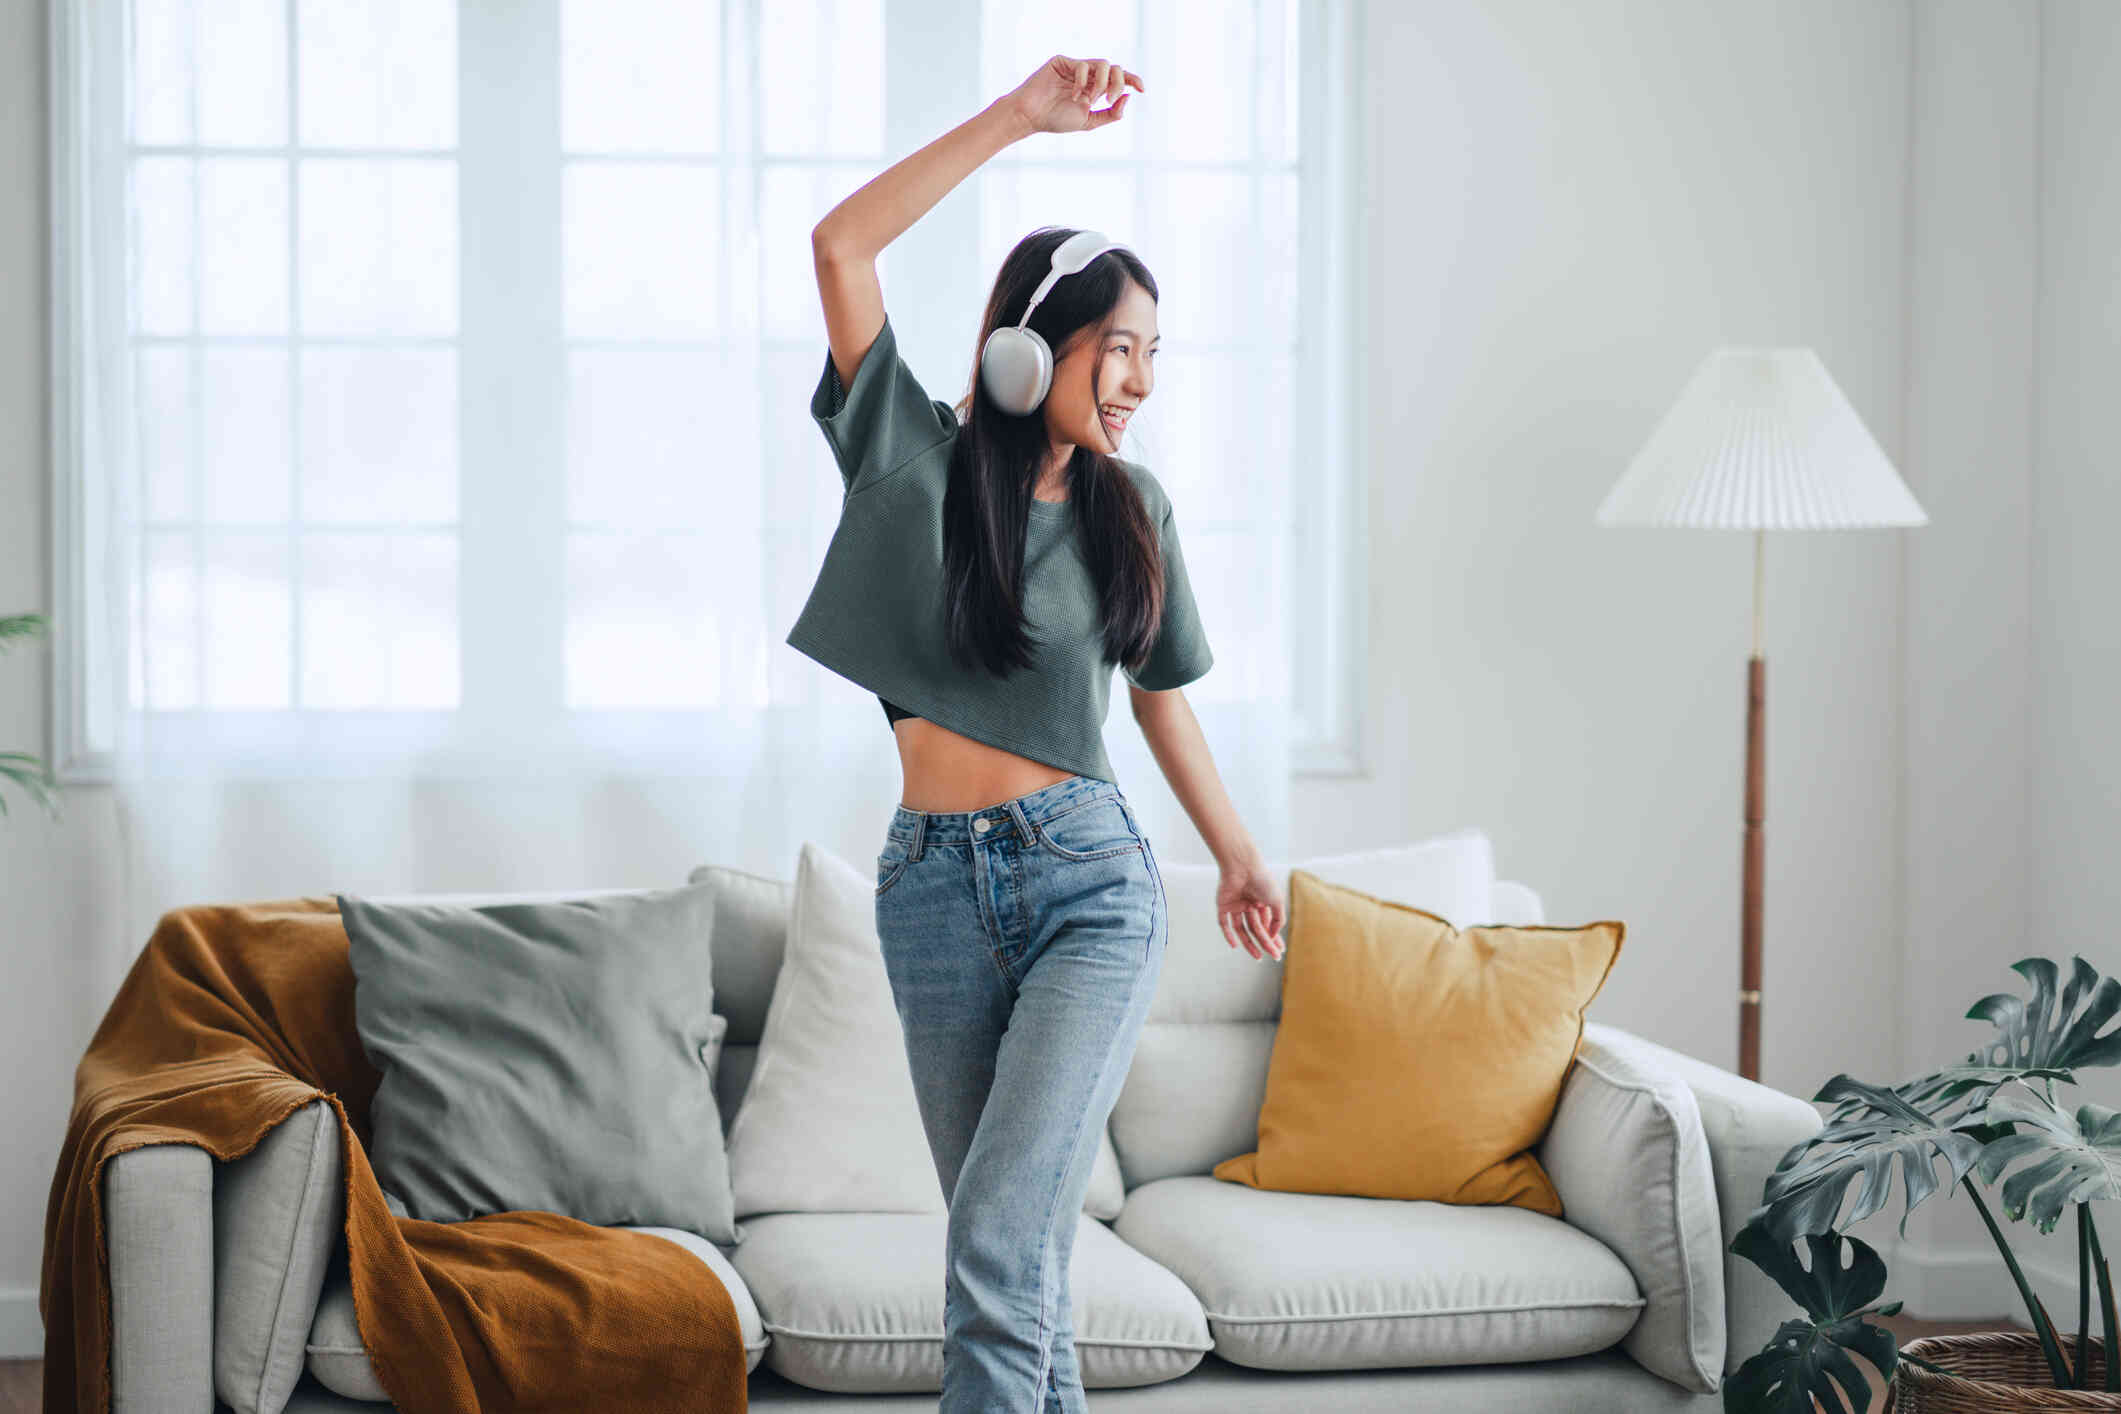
[100,845,1822,1413]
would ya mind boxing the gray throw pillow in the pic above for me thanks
[337,885,736,1243]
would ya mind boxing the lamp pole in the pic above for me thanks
[1740,530,1765,1082]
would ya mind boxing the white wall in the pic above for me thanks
[1328,0,1914,1103]
[3,0,2114,1357]
[1898,0,2045,1318]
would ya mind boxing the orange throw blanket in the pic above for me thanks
[41,895,749,1414]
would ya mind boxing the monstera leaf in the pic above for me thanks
[1750,1075,1986,1243]
[1724,1221,1903,1413]
[1887,957,2116,1116]
[1967,1095,2121,1235]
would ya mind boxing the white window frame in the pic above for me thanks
[48,0,1368,785]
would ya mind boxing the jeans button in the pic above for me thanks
[974,818,991,833]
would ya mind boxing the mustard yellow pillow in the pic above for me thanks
[1213,867,1625,1216]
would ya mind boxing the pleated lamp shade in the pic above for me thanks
[1597,348,1928,530]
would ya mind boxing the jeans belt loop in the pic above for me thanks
[1004,797,1037,845]
[909,811,927,862]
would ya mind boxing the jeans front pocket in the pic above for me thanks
[1034,795,1144,863]
[875,836,913,897]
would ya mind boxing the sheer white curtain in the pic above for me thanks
[69,0,1303,971]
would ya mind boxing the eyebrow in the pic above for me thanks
[1109,329,1161,343]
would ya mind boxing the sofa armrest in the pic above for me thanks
[1574,1021,1825,1378]
[1538,1023,1727,1392]
[212,1098,346,1414]
[104,1142,215,1412]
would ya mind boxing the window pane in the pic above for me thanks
[144,530,201,708]
[566,532,749,707]
[200,157,288,334]
[202,531,291,708]
[133,157,195,334]
[132,0,196,146]
[201,347,289,524]
[138,347,196,521]
[299,158,457,335]
[197,0,287,147]
[1264,169,1297,348]
[1163,0,1254,161]
[1158,350,1285,510]
[300,532,459,707]
[563,164,719,339]
[760,0,883,158]
[1145,170,1250,345]
[298,0,457,149]
[567,349,759,530]
[561,0,721,153]
[300,349,458,523]
[1266,0,1298,164]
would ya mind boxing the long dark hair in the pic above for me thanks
[939,227,1165,681]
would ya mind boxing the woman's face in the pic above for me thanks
[1044,279,1158,458]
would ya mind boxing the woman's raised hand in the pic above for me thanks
[1009,55,1143,136]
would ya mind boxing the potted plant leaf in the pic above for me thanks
[1724,954,2121,1411]
[1,613,60,821]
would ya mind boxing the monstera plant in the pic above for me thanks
[1724,953,2121,1411]
[1,613,59,821]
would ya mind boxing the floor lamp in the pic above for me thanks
[1594,349,1927,1082]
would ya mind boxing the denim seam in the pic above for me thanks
[1028,963,1149,1409]
[970,843,1017,992]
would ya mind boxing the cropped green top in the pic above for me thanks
[784,312,1214,785]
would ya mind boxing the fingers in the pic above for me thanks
[1085,92,1129,128]
[1238,905,1281,960]
[1060,56,1143,105]
[1220,905,1285,960]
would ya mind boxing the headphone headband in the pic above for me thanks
[1017,230,1128,329]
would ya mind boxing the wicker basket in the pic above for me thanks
[1889,1332,2117,1412]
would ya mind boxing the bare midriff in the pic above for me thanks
[892,717,1077,812]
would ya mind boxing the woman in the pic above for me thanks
[791,54,1287,1414]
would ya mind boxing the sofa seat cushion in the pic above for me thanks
[729,1211,1211,1394]
[1113,1176,1644,1372]
[303,1229,768,1401]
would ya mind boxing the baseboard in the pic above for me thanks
[1,1287,41,1360]
[1881,1237,2082,1326]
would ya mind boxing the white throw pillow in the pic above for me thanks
[725,842,1125,1226]
[1289,827,1496,926]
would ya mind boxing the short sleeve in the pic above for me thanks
[1124,501,1215,690]
[810,311,958,496]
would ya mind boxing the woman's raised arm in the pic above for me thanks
[810,56,1143,391]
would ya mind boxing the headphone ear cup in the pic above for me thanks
[979,326,1053,416]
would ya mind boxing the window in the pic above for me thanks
[51,0,1364,782]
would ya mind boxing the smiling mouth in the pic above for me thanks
[1099,405,1133,434]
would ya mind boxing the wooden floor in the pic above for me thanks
[0,1313,2035,1413]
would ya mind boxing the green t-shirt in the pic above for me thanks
[785,311,1214,784]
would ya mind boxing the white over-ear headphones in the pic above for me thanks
[978,229,1130,416]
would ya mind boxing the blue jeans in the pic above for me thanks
[873,773,1168,1414]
